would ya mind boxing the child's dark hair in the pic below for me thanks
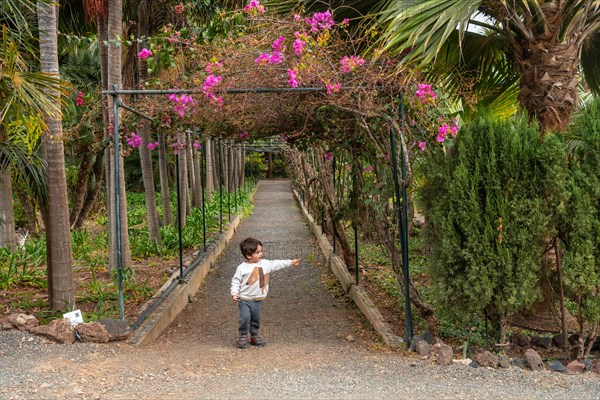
[240,237,263,259]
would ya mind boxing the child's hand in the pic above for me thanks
[291,259,300,266]
[232,294,240,302]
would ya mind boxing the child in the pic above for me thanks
[230,237,300,348]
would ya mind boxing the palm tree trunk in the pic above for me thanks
[176,131,188,228]
[514,41,580,133]
[136,0,162,246]
[205,138,214,196]
[158,133,172,225]
[0,165,16,251]
[107,0,131,271]
[38,0,75,310]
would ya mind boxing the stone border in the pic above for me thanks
[292,189,402,349]
[129,185,257,347]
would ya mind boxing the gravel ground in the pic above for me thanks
[1,180,600,399]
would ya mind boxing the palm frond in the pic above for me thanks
[581,29,600,94]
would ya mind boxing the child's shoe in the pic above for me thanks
[237,336,247,349]
[250,336,266,346]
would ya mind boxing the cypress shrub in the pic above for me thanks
[419,114,567,340]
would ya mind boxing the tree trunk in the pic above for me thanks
[158,133,172,226]
[107,0,132,272]
[38,0,75,310]
[136,1,162,246]
[514,40,579,134]
[73,149,105,230]
[205,138,214,196]
[0,165,16,250]
[191,139,202,208]
[175,131,188,228]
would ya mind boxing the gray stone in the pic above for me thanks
[469,360,478,368]
[524,349,545,371]
[531,336,553,349]
[75,322,110,343]
[498,356,511,369]
[415,340,431,357]
[583,359,593,372]
[473,351,499,368]
[510,332,530,347]
[511,358,528,369]
[97,318,131,341]
[547,360,565,373]
[436,344,453,366]
[552,333,567,348]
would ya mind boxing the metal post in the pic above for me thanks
[217,139,223,233]
[112,87,124,320]
[332,154,336,254]
[389,98,413,349]
[233,145,238,213]
[175,151,183,280]
[227,141,231,221]
[201,141,206,252]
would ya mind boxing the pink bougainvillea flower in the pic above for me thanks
[193,141,202,150]
[437,133,446,143]
[127,132,142,148]
[415,83,437,104]
[137,48,152,59]
[342,18,349,25]
[293,37,305,55]
[206,61,223,74]
[325,152,332,160]
[294,14,301,21]
[172,142,185,155]
[417,141,427,152]
[147,142,159,151]
[174,2,184,14]
[363,165,373,173]
[326,83,342,94]
[340,55,365,73]
[245,0,265,13]
[76,91,86,106]
[272,36,286,53]
[438,124,449,135]
[240,132,249,140]
[305,10,335,32]
[287,69,299,87]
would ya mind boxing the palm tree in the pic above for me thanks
[373,0,600,134]
[37,0,75,310]
[0,1,62,250]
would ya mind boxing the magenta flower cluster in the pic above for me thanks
[293,32,306,55]
[415,84,437,104]
[287,69,299,87]
[172,142,185,155]
[244,0,265,14]
[76,91,86,106]
[138,48,152,59]
[193,141,202,150]
[147,141,159,151]
[305,11,335,33]
[126,132,142,148]
[326,83,342,94]
[202,74,223,106]
[205,61,223,74]
[255,36,286,65]
[436,119,460,143]
[168,94,194,117]
[340,55,365,73]
[240,132,249,140]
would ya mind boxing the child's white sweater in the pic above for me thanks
[230,259,292,300]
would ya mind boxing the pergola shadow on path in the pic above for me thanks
[155,180,362,350]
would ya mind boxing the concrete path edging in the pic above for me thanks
[292,188,403,349]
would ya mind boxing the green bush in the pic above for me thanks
[419,114,567,340]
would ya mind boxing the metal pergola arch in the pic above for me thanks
[103,85,413,348]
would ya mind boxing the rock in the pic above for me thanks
[469,361,478,368]
[498,356,511,369]
[583,359,593,372]
[530,336,553,349]
[31,318,75,344]
[524,349,545,371]
[75,322,110,343]
[566,360,585,374]
[511,358,528,369]
[547,360,565,373]
[436,344,453,366]
[3,313,39,331]
[409,331,434,352]
[473,351,499,368]
[452,358,472,365]
[346,335,355,342]
[592,361,600,375]
[510,332,530,347]
[552,333,567,348]
[415,341,431,357]
[428,342,442,357]
[97,318,131,341]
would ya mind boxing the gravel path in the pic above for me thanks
[1,180,600,399]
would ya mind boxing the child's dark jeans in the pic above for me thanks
[238,299,262,337]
